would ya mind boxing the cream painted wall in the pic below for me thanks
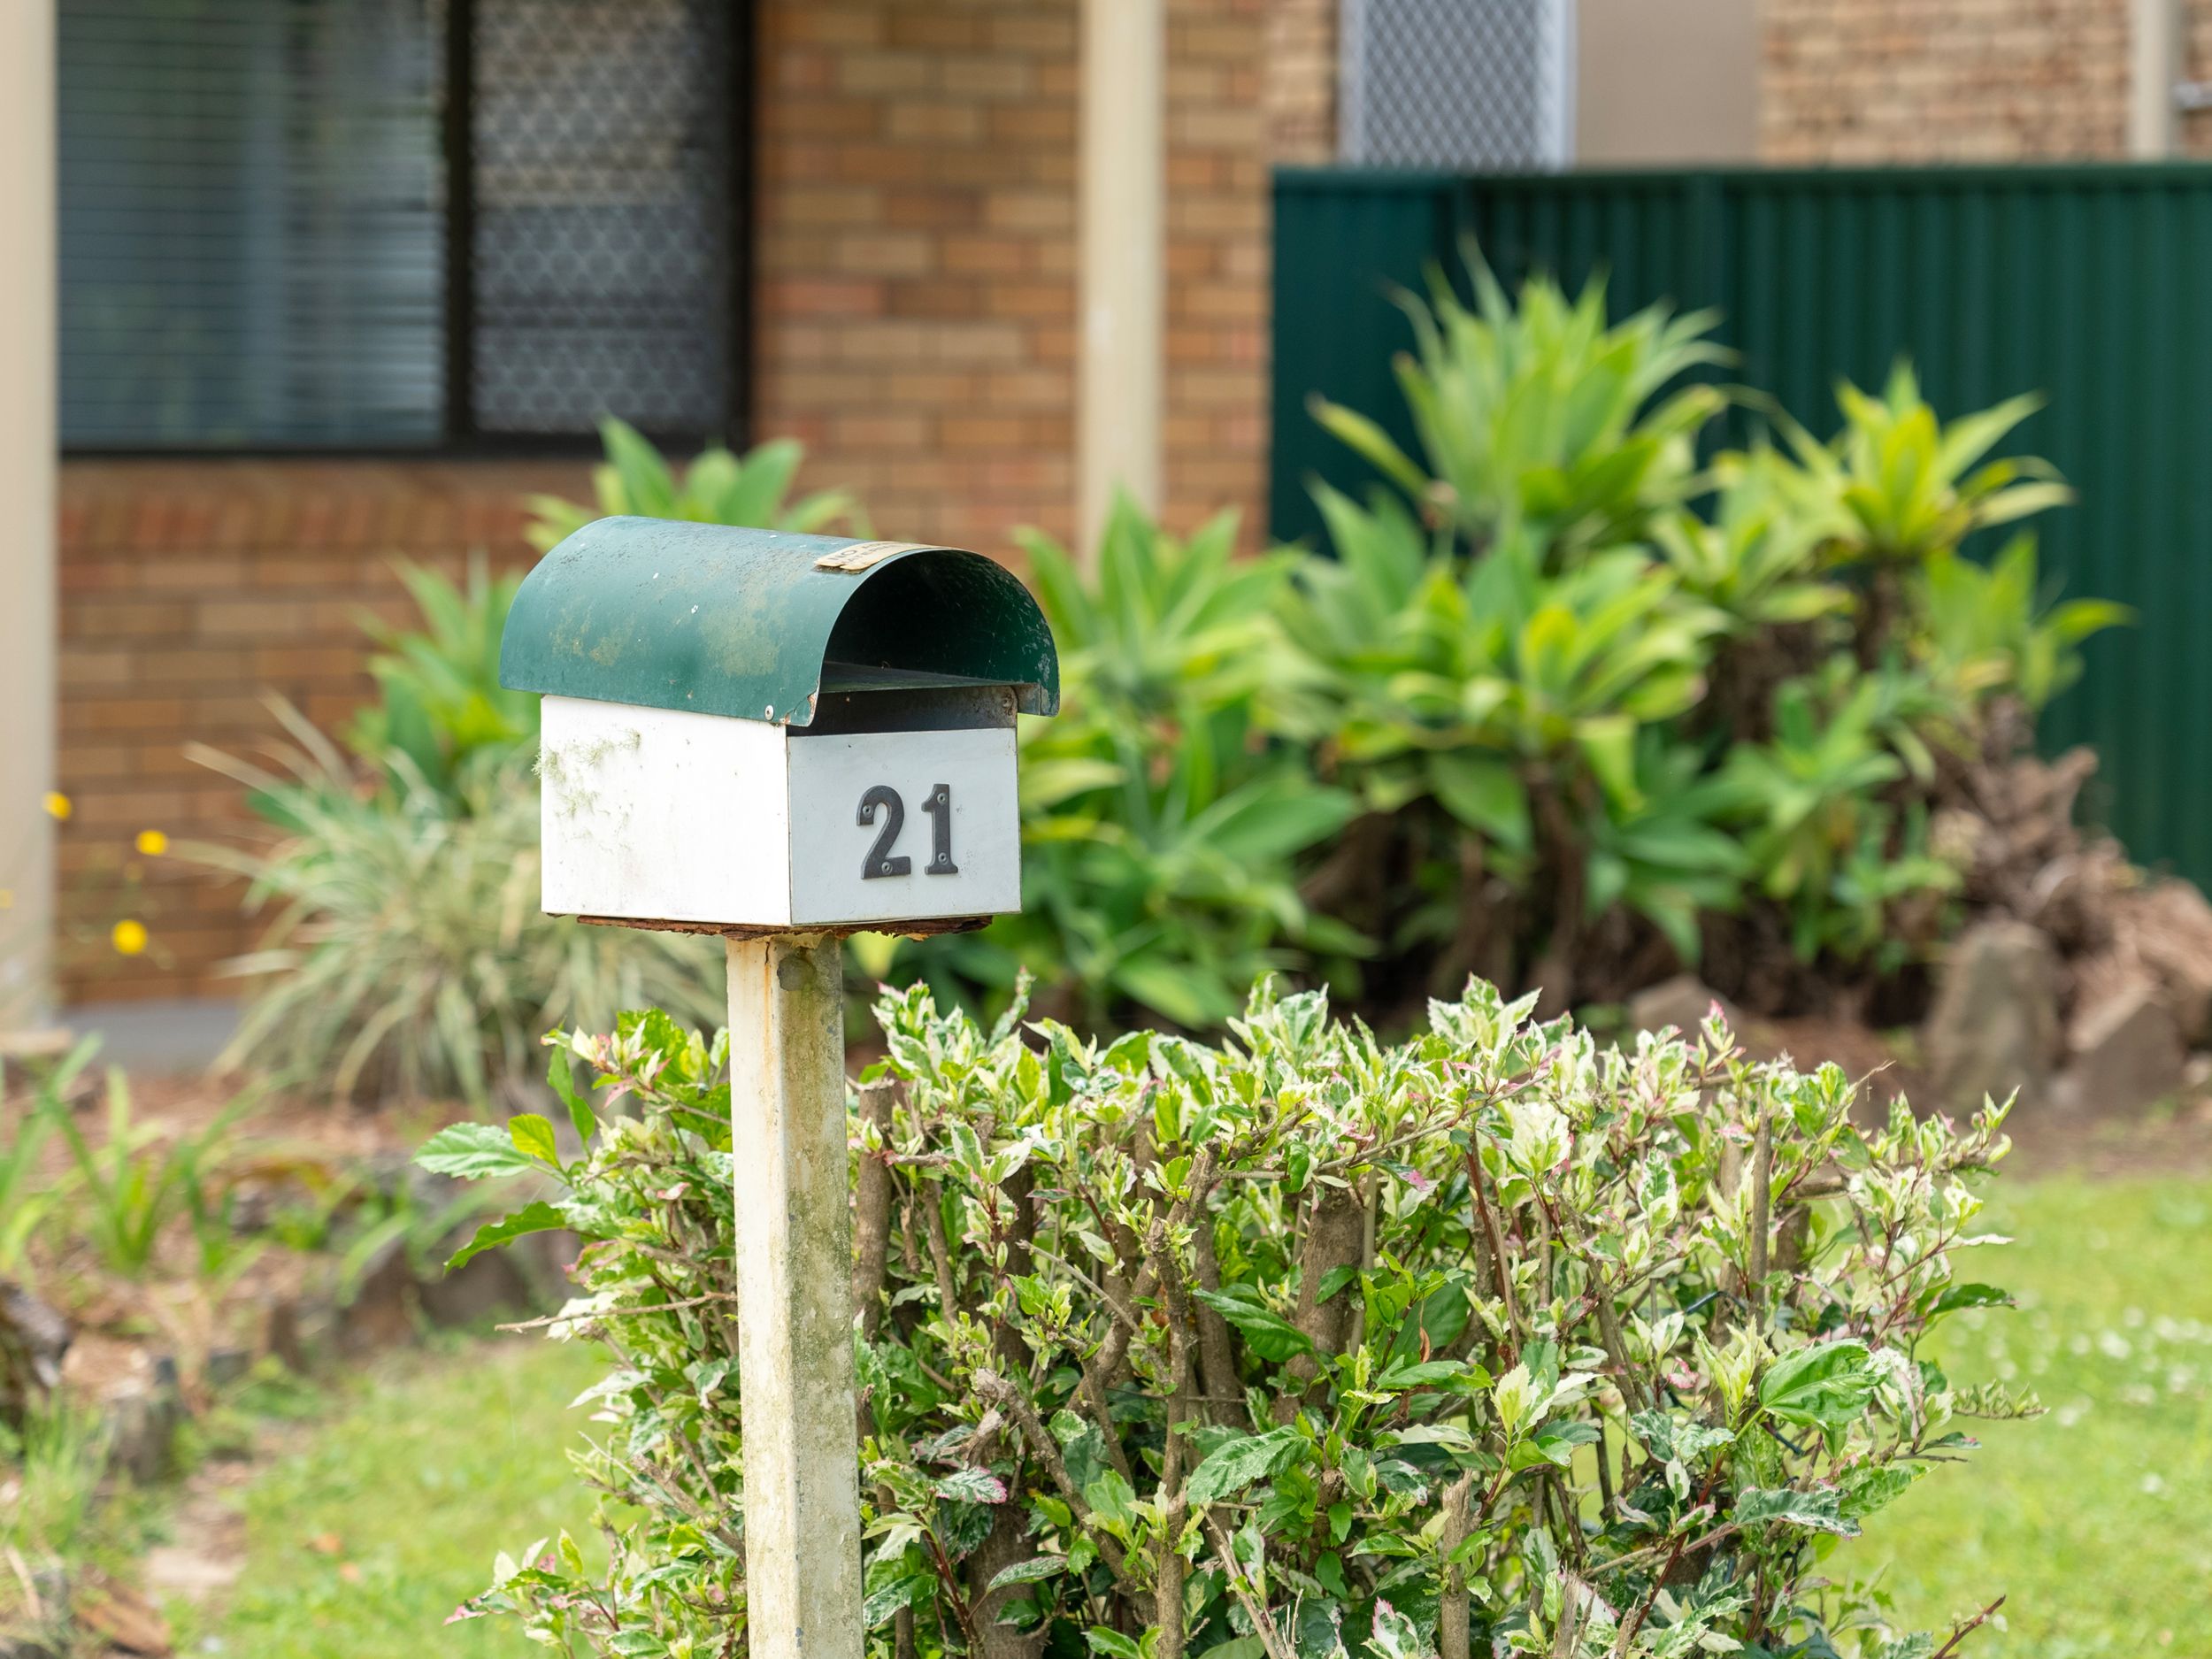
[1079,0,1164,559]
[1576,0,1760,165]
[1,1,57,1028]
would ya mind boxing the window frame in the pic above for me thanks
[59,0,757,461]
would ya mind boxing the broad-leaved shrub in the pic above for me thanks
[430,980,2029,1657]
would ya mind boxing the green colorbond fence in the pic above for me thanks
[1271,163,2212,887]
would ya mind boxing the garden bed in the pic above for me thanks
[0,1057,564,1658]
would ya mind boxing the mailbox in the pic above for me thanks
[499,517,1059,934]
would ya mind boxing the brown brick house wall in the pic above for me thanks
[750,2,1082,553]
[54,0,1294,1007]
[1760,0,2133,161]
[750,0,1276,553]
[53,460,585,1002]
[2186,5,2212,152]
[1266,0,1338,164]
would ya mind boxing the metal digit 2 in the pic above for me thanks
[856,785,910,879]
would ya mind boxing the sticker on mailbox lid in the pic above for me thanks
[813,541,941,573]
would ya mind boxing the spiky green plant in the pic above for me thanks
[345,557,538,807]
[1311,253,1726,559]
[188,709,720,1105]
[524,419,866,551]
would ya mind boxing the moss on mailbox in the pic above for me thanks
[499,518,1060,725]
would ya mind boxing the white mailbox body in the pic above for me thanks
[539,694,1023,929]
[500,519,1056,935]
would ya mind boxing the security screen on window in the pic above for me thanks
[58,0,743,451]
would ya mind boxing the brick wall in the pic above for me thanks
[1761,0,2132,161]
[751,0,1279,552]
[751,2,1082,552]
[54,3,1301,1008]
[2187,3,2212,153]
[1164,0,1271,529]
[1267,0,1338,164]
[54,459,587,1003]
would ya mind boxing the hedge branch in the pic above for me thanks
[971,1369,1135,1590]
[1747,1108,1773,1320]
[852,1078,899,1342]
[1204,1517,1295,1659]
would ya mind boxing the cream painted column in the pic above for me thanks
[1078,0,1164,557]
[726,933,862,1659]
[2132,0,2179,157]
[0,1,58,1030]
[1576,0,1759,165]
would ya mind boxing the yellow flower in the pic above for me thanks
[111,918,149,956]
[0,889,12,910]
[134,829,168,856]
[43,792,71,821]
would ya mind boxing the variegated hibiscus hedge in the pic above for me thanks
[421,978,2030,1658]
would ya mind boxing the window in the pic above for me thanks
[1338,0,1574,173]
[59,0,748,451]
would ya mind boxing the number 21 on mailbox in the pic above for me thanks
[498,519,1058,936]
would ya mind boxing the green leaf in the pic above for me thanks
[1510,1419,1600,1471]
[1919,1282,2014,1319]
[415,1122,537,1181]
[1084,1471,1137,1530]
[1375,1359,1471,1392]
[987,1556,1068,1590]
[861,1573,928,1628]
[509,1113,562,1167]
[1732,1485,1861,1537]
[1086,1632,1143,1659]
[1310,395,1433,500]
[1371,1600,1427,1659]
[1759,1340,1877,1432]
[549,1046,594,1149]
[1630,1411,1733,1464]
[445,1201,569,1271]
[598,417,678,518]
[1575,714,1641,810]
[1193,1289,1313,1363]
[1186,1426,1302,1506]
[1839,1461,1928,1520]
[934,1467,1009,1505]
[1316,1264,1363,1305]
[1429,753,1531,851]
[1113,957,1228,1033]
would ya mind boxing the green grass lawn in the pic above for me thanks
[179,1175,2212,1658]
[1849,1174,2212,1655]
[177,1335,606,1659]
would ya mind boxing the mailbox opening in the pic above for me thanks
[814,548,1054,724]
[806,662,1019,736]
[499,519,1058,729]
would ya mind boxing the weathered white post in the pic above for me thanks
[726,931,859,1655]
[497,519,1059,1659]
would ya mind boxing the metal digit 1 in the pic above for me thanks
[856,785,910,879]
[921,782,957,875]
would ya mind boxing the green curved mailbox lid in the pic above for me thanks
[498,517,1060,726]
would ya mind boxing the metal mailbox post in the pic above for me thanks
[500,518,1059,1659]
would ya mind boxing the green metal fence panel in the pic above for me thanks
[1271,163,2212,887]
